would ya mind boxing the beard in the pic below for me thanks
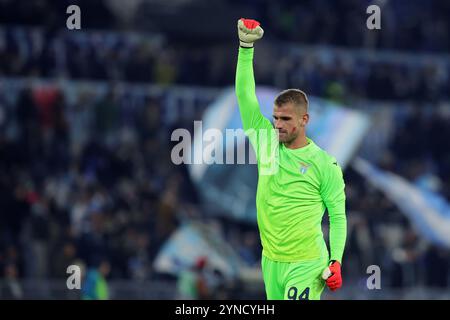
[277,130,297,144]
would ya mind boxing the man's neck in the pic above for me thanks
[284,135,309,149]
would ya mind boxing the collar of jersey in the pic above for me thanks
[281,137,317,155]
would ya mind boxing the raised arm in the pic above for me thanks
[235,18,266,132]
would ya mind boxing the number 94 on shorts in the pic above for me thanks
[261,255,328,300]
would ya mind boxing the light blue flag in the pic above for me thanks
[186,87,370,222]
[353,157,450,247]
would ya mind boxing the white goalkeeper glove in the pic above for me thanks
[237,18,264,48]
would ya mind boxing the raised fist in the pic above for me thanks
[237,18,264,48]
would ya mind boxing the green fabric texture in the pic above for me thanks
[262,255,328,300]
[235,47,347,264]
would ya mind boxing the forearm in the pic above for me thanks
[236,47,256,99]
[235,47,262,130]
[328,201,347,263]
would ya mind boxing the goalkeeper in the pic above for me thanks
[235,18,347,300]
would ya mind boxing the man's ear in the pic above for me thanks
[301,113,309,127]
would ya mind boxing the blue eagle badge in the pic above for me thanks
[299,162,310,174]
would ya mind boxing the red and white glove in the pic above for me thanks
[322,260,343,291]
[237,18,264,48]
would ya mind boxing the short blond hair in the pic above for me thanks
[274,89,308,113]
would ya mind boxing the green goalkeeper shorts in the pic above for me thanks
[261,255,328,300]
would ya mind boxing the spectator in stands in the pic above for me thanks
[176,256,211,300]
[81,258,111,300]
[1,262,23,299]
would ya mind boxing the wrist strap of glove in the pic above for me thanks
[239,40,254,48]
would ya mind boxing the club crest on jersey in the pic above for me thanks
[299,162,310,174]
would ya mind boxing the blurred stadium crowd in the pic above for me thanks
[1,0,449,53]
[1,26,449,101]
[0,0,449,299]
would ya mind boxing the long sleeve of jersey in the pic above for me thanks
[320,159,347,263]
[235,46,347,264]
[235,47,268,132]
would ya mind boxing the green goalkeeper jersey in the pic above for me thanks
[235,47,347,263]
